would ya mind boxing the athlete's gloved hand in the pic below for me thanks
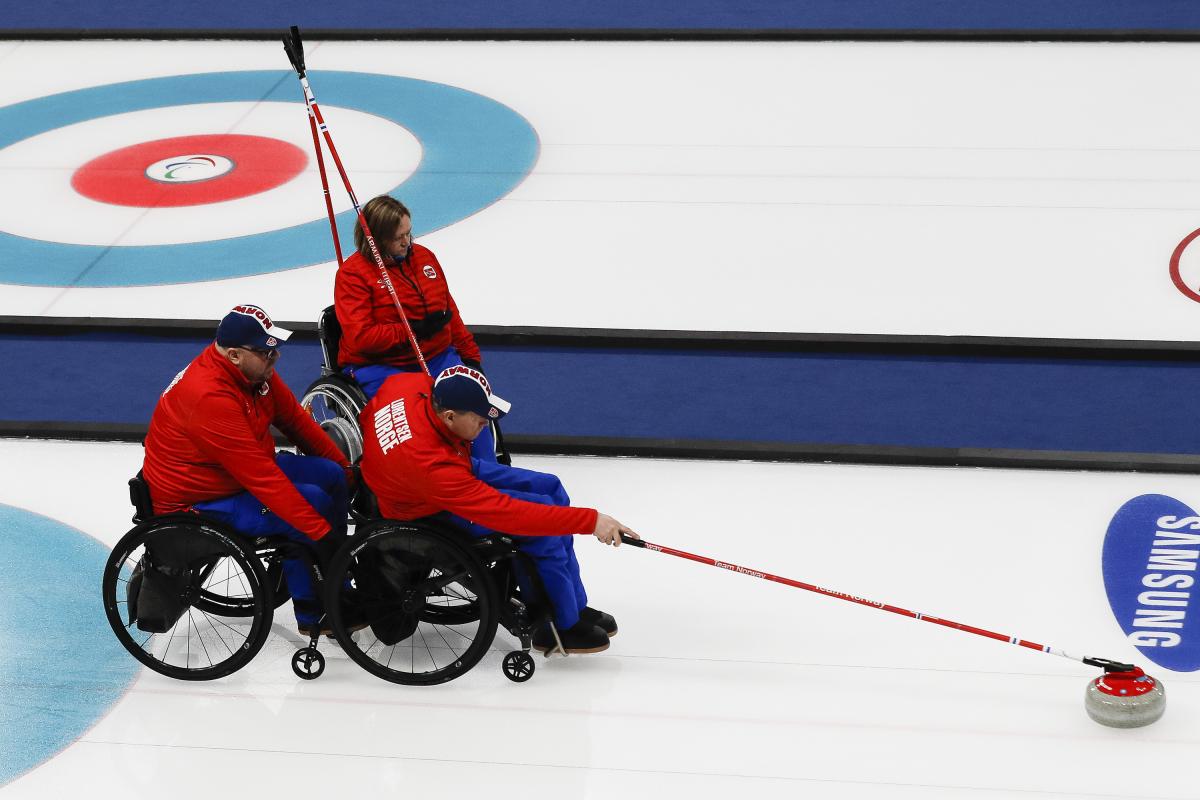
[460,358,483,372]
[424,309,453,337]
[408,310,452,339]
[313,529,347,571]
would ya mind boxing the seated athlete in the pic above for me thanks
[334,195,497,463]
[142,304,354,635]
[359,366,639,654]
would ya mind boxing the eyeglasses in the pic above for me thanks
[241,346,280,363]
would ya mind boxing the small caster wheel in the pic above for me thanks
[292,647,325,680]
[503,650,535,683]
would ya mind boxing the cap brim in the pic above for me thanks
[269,325,293,342]
[489,393,511,415]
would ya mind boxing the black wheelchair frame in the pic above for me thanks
[103,473,554,684]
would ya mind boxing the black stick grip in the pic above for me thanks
[283,25,306,76]
[620,533,645,547]
[1083,656,1137,673]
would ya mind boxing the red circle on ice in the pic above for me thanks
[71,134,307,208]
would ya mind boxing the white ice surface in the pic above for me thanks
[0,439,1196,799]
[2,41,1200,339]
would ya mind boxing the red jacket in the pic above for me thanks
[360,373,598,536]
[335,244,481,369]
[143,344,350,539]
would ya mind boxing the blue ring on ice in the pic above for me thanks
[0,70,539,287]
[0,504,139,787]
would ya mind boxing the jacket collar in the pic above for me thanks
[205,342,263,396]
[419,390,470,452]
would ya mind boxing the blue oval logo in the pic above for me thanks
[1103,494,1200,672]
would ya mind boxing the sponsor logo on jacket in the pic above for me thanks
[374,398,412,454]
[1104,494,1200,671]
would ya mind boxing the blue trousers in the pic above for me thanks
[193,453,348,626]
[442,459,588,630]
[344,346,498,463]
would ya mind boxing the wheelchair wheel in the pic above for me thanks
[326,521,498,686]
[101,516,273,681]
[301,375,366,463]
[192,546,290,616]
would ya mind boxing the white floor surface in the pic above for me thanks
[0,439,1196,799]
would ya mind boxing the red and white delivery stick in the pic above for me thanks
[304,96,343,268]
[619,534,1136,674]
[283,26,430,376]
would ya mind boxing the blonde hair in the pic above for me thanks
[354,196,411,258]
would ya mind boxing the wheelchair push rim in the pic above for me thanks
[101,518,274,681]
[300,376,366,464]
[325,522,499,686]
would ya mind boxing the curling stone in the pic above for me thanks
[1084,666,1165,728]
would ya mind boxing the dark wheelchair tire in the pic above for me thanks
[502,650,535,682]
[292,647,325,680]
[102,517,274,681]
[326,521,499,686]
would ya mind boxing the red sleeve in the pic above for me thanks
[189,391,333,539]
[335,263,412,357]
[423,459,598,536]
[270,378,351,468]
[446,291,481,364]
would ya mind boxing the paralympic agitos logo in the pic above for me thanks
[1103,494,1200,671]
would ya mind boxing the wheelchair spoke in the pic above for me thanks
[198,608,249,648]
[416,626,438,671]
[439,586,475,603]
[200,558,252,599]
[198,610,240,659]
[435,624,475,644]
[363,632,384,658]
[190,609,215,667]
[429,623,459,656]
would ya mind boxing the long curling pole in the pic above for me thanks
[305,100,343,267]
[618,534,1136,674]
[283,26,430,376]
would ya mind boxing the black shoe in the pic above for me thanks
[578,606,617,637]
[297,620,333,637]
[532,620,610,654]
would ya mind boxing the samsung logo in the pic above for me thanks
[1103,494,1200,672]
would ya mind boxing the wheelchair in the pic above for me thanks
[299,305,510,472]
[299,306,370,466]
[102,474,551,685]
[320,514,547,685]
[101,473,317,681]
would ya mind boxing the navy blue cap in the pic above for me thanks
[432,366,511,420]
[215,304,293,350]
